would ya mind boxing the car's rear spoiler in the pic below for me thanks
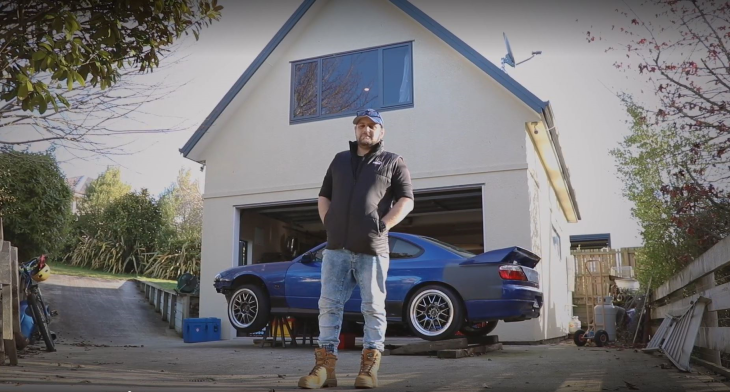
[459,246,541,269]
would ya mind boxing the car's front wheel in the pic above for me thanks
[406,285,464,341]
[227,284,270,333]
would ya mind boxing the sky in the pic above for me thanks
[23,0,673,249]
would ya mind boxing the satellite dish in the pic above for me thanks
[501,32,543,71]
[503,33,515,68]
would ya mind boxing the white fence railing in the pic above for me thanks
[651,235,730,366]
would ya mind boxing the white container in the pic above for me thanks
[568,316,582,334]
[594,296,618,341]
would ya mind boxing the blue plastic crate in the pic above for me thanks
[206,318,221,341]
[183,318,221,343]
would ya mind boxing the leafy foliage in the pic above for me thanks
[74,166,130,236]
[0,0,223,114]
[0,166,15,217]
[79,167,131,215]
[64,168,202,280]
[593,0,730,285]
[158,168,202,244]
[103,189,162,265]
[0,149,72,261]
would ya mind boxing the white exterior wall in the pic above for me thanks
[195,0,559,341]
[523,131,573,341]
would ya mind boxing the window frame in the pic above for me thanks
[389,236,424,260]
[289,41,414,124]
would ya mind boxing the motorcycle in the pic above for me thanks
[18,255,57,352]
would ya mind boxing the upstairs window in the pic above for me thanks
[291,42,413,122]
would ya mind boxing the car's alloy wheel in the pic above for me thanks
[407,286,463,340]
[229,288,258,328]
[227,284,270,332]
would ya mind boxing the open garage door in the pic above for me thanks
[237,186,484,265]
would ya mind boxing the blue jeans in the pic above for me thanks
[317,248,389,355]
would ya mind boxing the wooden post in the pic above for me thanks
[162,292,170,322]
[9,247,19,364]
[155,289,162,313]
[0,241,17,365]
[0,219,3,364]
[169,294,177,330]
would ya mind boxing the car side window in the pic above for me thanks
[388,237,422,259]
[313,246,325,262]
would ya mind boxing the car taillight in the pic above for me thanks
[499,265,528,281]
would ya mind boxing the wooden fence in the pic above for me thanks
[0,218,20,366]
[572,247,639,326]
[650,235,730,368]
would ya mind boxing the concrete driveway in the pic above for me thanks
[2,274,729,391]
[3,337,730,391]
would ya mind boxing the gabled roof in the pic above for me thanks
[179,0,317,157]
[180,0,549,158]
[179,0,580,222]
[65,175,93,195]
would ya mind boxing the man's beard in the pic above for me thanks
[358,135,380,149]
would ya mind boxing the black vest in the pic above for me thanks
[324,141,401,256]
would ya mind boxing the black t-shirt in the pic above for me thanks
[351,154,364,177]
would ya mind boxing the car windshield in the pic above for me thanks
[419,236,476,258]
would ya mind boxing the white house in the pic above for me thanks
[181,0,581,342]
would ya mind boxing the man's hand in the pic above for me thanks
[318,196,331,224]
[381,197,415,230]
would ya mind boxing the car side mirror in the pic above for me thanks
[301,252,314,264]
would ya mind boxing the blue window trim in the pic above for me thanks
[289,41,414,124]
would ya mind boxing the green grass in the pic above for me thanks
[51,262,177,291]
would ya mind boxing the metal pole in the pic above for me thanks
[599,258,606,334]
[633,277,652,345]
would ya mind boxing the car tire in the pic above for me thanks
[227,284,270,333]
[595,330,609,347]
[460,320,498,337]
[406,285,464,341]
[573,329,587,346]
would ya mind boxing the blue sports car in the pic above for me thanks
[214,232,543,341]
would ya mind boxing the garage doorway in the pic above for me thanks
[236,185,484,265]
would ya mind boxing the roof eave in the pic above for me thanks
[180,0,318,159]
[540,103,581,222]
[389,0,549,115]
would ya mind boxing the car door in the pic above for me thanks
[284,237,424,314]
[284,245,326,311]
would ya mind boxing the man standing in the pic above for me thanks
[298,109,414,389]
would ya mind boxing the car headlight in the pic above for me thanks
[214,273,231,283]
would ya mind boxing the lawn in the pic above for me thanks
[51,262,178,291]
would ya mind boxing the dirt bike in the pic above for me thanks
[19,255,56,352]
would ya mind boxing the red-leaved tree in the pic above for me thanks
[596,0,730,281]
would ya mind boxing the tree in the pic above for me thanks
[592,0,730,284]
[78,166,130,216]
[0,149,72,261]
[611,98,721,285]
[102,189,162,262]
[0,166,14,217]
[0,0,223,149]
[0,63,192,156]
[69,165,131,244]
[158,168,202,244]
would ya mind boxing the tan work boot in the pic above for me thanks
[354,349,382,389]
[298,347,338,389]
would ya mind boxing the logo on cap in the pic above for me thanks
[353,108,383,126]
